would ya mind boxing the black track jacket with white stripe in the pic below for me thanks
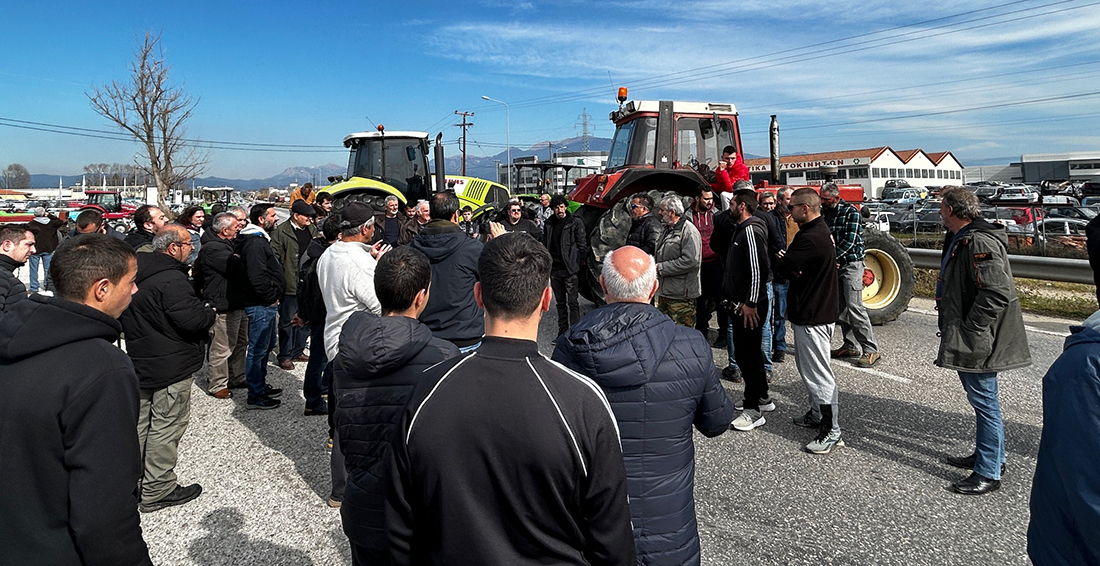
[723,214,771,308]
[386,336,636,566]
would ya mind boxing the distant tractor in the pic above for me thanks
[199,187,237,214]
[81,189,137,234]
[323,126,511,214]
[568,93,914,325]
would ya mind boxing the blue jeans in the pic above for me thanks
[773,281,789,353]
[304,323,332,410]
[958,371,1005,480]
[727,282,774,371]
[278,295,309,362]
[245,305,279,403]
[27,252,52,292]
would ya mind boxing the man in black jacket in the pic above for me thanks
[501,198,543,239]
[335,246,459,564]
[120,225,217,512]
[237,203,287,410]
[542,195,587,337]
[25,206,65,293]
[195,212,249,398]
[388,233,635,566]
[409,191,485,352]
[0,225,35,314]
[725,189,773,433]
[0,233,152,565]
[774,188,843,454]
[124,204,167,252]
[624,193,662,256]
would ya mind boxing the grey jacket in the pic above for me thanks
[655,216,702,300]
[935,220,1031,373]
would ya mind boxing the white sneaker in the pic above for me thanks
[731,409,766,431]
[734,397,776,412]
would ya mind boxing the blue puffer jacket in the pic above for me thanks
[552,301,734,566]
[1027,310,1100,566]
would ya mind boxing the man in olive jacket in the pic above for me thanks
[654,195,701,328]
[936,187,1030,496]
[270,200,319,369]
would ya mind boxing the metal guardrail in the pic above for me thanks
[906,248,1095,285]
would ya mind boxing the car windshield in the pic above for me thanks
[347,138,425,193]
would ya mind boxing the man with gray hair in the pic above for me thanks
[820,182,882,368]
[554,245,733,564]
[195,212,249,398]
[119,224,216,511]
[374,195,416,247]
[654,195,702,328]
[936,187,1029,495]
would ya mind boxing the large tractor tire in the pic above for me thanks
[577,190,689,304]
[331,191,394,215]
[862,229,914,325]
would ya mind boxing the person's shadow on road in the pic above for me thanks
[188,508,316,565]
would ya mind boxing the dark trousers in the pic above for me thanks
[351,542,386,566]
[730,298,769,410]
[304,323,331,411]
[551,270,580,336]
[277,295,309,362]
[696,260,727,334]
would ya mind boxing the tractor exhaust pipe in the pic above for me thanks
[434,132,446,193]
[769,115,780,185]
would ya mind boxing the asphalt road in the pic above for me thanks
[11,257,1078,564]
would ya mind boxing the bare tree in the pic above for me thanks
[88,32,207,206]
[1,164,31,190]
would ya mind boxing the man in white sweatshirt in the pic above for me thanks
[317,202,391,362]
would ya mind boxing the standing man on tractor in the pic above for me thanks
[820,182,882,368]
[712,145,750,209]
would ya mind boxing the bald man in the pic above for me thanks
[119,224,217,512]
[553,245,733,564]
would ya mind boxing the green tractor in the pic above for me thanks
[323,127,511,215]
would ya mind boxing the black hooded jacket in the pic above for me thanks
[194,236,248,312]
[0,254,27,315]
[119,252,217,390]
[625,213,662,256]
[409,220,484,344]
[334,313,459,552]
[123,227,154,251]
[235,229,286,307]
[0,295,152,565]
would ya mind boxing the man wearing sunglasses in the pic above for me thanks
[500,199,543,240]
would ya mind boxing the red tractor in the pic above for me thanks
[81,190,137,234]
[568,93,914,324]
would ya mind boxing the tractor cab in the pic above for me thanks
[84,190,122,214]
[341,130,432,206]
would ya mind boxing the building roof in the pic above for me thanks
[895,149,921,162]
[744,147,890,167]
[0,189,30,197]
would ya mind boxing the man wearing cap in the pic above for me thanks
[271,200,319,371]
[317,202,391,366]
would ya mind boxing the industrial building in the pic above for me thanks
[744,147,964,199]
[1018,151,1100,184]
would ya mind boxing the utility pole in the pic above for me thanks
[454,111,474,176]
[576,108,592,151]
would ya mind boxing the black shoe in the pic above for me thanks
[264,385,283,398]
[713,334,728,349]
[773,350,786,363]
[304,403,328,416]
[951,472,1001,495]
[792,409,822,428]
[942,453,1007,475]
[139,483,203,512]
[247,396,282,410]
[721,366,742,383]
[227,380,247,389]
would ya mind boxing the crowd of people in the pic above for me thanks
[0,174,1095,565]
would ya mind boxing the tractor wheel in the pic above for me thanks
[862,229,914,325]
[577,190,689,304]
[331,191,392,215]
[108,220,130,235]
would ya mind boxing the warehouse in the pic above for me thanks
[745,147,964,199]
[1019,151,1100,184]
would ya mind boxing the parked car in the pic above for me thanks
[890,209,944,233]
[880,188,924,205]
[1045,205,1097,221]
[1082,196,1100,207]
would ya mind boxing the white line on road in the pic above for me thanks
[841,364,913,384]
[907,307,1070,338]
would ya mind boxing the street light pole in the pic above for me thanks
[481,95,510,191]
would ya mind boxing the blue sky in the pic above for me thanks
[3,0,1100,180]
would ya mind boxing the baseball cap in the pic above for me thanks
[339,202,375,228]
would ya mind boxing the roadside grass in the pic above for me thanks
[912,268,1097,320]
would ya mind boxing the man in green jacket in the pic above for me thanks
[936,187,1031,496]
[270,200,318,370]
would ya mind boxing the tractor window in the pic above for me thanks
[675,117,735,169]
[347,139,426,194]
[606,117,657,170]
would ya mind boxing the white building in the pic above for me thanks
[499,151,607,194]
[745,147,964,199]
[1019,151,1100,183]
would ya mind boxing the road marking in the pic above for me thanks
[908,308,1070,337]
[842,364,912,384]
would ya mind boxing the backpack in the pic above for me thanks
[296,243,328,326]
